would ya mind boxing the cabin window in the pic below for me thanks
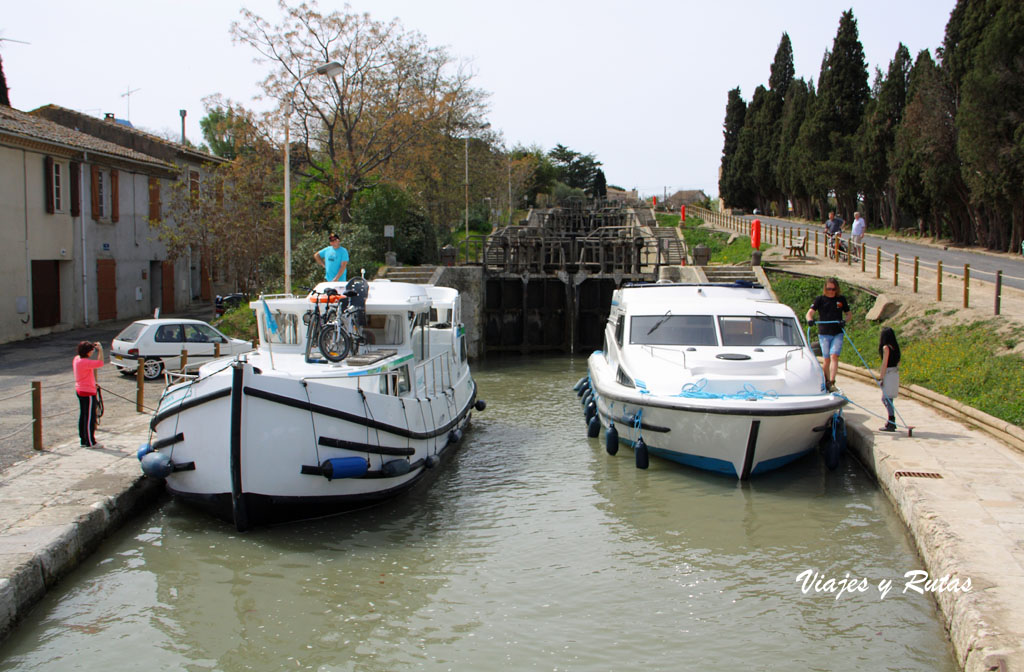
[630,314,716,346]
[718,315,802,347]
[364,313,403,346]
[265,310,301,345]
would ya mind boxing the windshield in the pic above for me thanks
[114,323,145,343]
[718,315,803,347]
[630,315,716,346]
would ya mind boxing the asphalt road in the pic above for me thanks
[0,304,216,472]
[746,214,1024,291]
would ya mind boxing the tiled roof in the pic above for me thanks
[32,104,225,165]
[0,104,173,169]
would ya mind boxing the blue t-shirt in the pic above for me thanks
[318,245,349,281]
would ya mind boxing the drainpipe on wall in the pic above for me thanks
[81,151,90,326]
[22,150,31,328]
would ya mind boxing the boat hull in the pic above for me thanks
[589,362,843,479]
[149,361,477,527]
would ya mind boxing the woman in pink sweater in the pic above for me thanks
[73,341,104,448]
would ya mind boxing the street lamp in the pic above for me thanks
[284,60,342,295]
[463,123,490,262]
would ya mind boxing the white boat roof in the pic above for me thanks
[255,280,434,312]
[615,283,793,317]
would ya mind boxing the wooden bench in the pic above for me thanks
[786,236,807,257]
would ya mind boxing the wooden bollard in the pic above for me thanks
[860,243,866,272]
[964,264,970,308]
[876,247,881,279]
[32,381,42,450]
[937,260,943,301]
[995,270,1002,315]
[136,361,144,412]
[913,257,919,293]
[894,253,899,286]
[215,341,221,358]
[180,349,188,372]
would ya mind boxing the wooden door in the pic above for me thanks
[31,260,60,328]
[97,259,117,321]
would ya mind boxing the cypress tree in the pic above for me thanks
[814,10,870,219]
[719,87,749,208]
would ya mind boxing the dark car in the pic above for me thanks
[215,293,248,316]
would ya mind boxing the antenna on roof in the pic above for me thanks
[121,85,141,121]
[0,37,32,47]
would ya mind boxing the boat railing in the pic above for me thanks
[415,351,453,396]
[164,369,199,386]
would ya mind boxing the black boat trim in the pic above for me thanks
[152,432,185,450]
[151,387,232,430]
[598,409,671,433]
[243,380,477,440]
[317,436,415,456]
[740,420,760,480]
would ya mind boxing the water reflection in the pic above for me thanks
[0,356,954,671]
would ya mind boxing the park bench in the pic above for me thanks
[786,236,807,257]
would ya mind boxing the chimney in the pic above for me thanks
[179,109,186,144]
[104,112,115,121]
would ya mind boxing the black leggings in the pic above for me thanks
[77,393,99,446]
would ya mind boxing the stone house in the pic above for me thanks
[33,105,227,303]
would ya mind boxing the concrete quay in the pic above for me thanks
[0,367,1023,670]
[0,411,161,643]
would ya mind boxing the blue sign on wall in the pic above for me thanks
[102,243,110,251]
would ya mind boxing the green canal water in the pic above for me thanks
[0,356,955,671]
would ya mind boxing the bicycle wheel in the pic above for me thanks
[319,324,352,362]
[304,312,321,361]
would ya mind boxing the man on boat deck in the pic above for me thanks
[805,277,851,392]
[314,232,349,282]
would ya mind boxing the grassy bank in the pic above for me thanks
[769,272,1024,426]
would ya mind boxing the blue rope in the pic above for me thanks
[677,378,780,400]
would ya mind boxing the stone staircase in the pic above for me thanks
[377,265,439,284]
[701,265,758,284]
[648,226,687,265]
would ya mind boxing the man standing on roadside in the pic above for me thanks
[314,232,348,283]
[851,211,866,258]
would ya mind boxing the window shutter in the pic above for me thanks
[110,169,120,222]
[148,177,161,223]
[90,165,100,220]
[44,156,54,214]
[70,162,81,217]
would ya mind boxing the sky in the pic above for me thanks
[2,0,957,199]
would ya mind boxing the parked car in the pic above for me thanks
[215,292,248,316]
[111,318,253,380]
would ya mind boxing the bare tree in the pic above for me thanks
[233,0,488,224]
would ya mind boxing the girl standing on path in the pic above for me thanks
[878,327,901,432]
[73,341,104,448]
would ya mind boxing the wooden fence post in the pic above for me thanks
[137,362,144,412]
[937,260,943,301]
[995,270,1002,315]
[894,254,899,286]
[913,257,919,293]
[860,243,865,273]
[180,349,188,372]
[32,381,42,450]
[876,247,881,279]
[963,264,970,308]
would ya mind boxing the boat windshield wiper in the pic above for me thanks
[646,310,673,335]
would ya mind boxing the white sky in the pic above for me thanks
[3,0,955,199]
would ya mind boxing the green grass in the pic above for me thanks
[213,305,258,344]
[682,223,754,264]
[768,271,1024,425]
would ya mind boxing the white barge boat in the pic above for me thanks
[582,282,844,479]
[139,279,484,529]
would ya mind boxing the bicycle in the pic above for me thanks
[318,278,370,363]
[302,286,341,363]
[825,232,848,262]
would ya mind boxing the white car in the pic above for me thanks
[110,318,253,380]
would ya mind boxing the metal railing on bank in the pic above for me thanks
[688,206,1024,316]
